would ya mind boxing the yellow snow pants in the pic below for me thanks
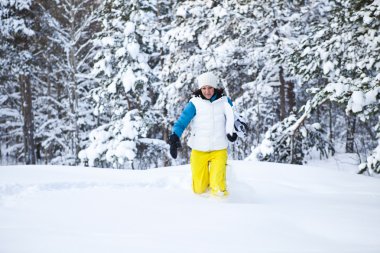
[190,149,228,196]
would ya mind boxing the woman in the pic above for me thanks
[168,72,238,197]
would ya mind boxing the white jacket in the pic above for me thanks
[188,96,234,152]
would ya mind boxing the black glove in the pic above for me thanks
[168,133,181,159]
[234,118,248,136]
[227,133,238,142]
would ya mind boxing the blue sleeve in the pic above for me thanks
[172,101,196,138]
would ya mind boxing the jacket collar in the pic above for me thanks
[209,94,218,102]
[207,92,224,102]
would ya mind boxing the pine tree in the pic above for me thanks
[230,0,307,159]
[0,0,42,164]
[280,0,379,171]
[36,0,101,165]
[80,0,168,169]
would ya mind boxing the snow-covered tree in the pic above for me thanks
[157,1,299,160]
[80,0,168,169]
[0,0,102,165]
[1,0,378,173]
[34,0,101,165]
[0,0,42,164]
[249,109,334,164]
[257,0,380,171]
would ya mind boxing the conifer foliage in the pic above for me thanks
[285,0,380,173]
[0,0,379,173]
[78,0,167,169]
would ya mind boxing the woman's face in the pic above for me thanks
[201,86,215,100]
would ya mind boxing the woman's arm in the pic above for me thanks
[172,101,196,138]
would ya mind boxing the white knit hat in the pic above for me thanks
[197,72,219,89]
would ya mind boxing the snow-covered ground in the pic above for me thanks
[1,159,380,253]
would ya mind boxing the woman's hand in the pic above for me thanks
[227,133,238,142]
[168,134,181,159]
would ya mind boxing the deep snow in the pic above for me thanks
[0,159,380,253]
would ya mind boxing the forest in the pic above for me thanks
[0,0,379,174]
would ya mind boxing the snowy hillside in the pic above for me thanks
[1,161,380,253]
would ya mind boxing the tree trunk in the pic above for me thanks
[346,115,356,153]
[286,81,296,114]
[69,6,80,165]
[20,75,36,164]
[328,101,333,143]
[279,66,286,120]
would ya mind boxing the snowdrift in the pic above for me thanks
[1,161,380,253]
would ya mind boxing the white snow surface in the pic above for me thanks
[1,160,380,253]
